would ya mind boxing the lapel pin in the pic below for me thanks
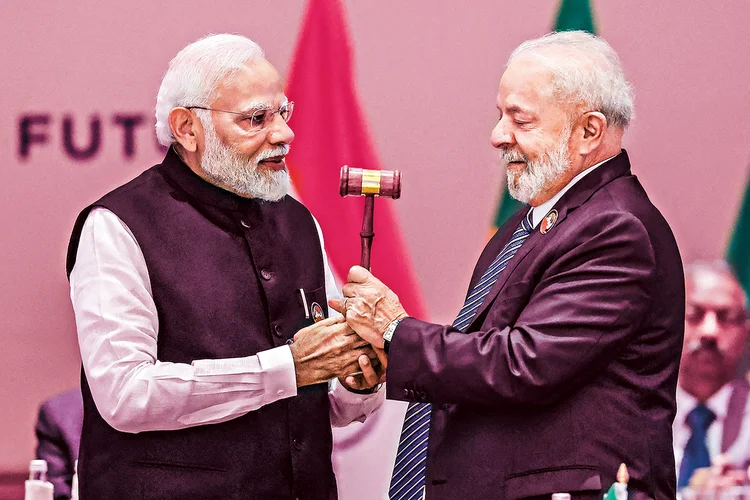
[540,209,558,235]
[311,302,325,322]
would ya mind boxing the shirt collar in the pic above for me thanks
[529,155,617,228]
[676,383,733,424]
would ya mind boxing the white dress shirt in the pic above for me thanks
[529,155,616,228]
[674,383,750,469]
[70,207,383,434]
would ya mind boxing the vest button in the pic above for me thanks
[260,269,272,280]
[240,220,250,228]
[273,324,283,337]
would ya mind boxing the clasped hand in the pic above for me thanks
[289,316,385,391]
[328,266,408,350]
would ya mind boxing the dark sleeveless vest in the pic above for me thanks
[67,148,336,500]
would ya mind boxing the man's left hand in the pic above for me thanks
[329,266,408,349]
[338,347,388,392]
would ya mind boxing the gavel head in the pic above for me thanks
[339,166,402,199]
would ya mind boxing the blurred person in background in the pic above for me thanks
[335,31,684,500]
[675,260,750,490]
[66,34,384,500]
[34,388,83,500]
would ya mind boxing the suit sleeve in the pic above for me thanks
[386,211,655,407]
[35,403,73,500]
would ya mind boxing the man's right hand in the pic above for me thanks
[289,317,375,387]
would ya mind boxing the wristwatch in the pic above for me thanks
[383,317,405,353]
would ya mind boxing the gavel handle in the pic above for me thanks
[360,195,374,270]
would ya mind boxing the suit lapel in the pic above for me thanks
[467,209,527,292]
[465,228,544,330]
[464,150,634,331]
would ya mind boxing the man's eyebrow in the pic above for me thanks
[505,104,533,115]
[239,98,290,114]
[239,102,273,113]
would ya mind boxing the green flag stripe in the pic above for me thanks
[554,0,596,32]
[494,190,525,228]
[490,0,596,230]
[727,176,750,293]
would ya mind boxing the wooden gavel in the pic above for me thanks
[339,166,402,270]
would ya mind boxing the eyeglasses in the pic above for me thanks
[186,101,294,131]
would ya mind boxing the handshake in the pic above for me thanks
[289,266,408,392]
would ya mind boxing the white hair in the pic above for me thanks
[155,34,265,146]
[508,31,634,128]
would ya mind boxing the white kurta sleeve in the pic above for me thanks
[311,216,385,426]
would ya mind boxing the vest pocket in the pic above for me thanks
[133,460,230,500]
[504,465,601,499]
[132,459,227,472]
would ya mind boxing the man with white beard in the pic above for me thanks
[334,31,684,499]
[66,34,384,500]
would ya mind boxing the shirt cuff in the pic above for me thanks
[257,345,298,403]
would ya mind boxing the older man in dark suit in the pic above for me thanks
[35,388,83,500]
[333,31,683,500]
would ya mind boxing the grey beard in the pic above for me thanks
[200,119,290,202]
[502,130,571,204]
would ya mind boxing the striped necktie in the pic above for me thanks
[388,211,534,500]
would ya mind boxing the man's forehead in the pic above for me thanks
[497,59,554,109]
[213,59,285,106]
[687,270,746,308]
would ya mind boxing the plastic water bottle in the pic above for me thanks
[551,494,571,500]
[24,459,53,500]
[70,460,79,500]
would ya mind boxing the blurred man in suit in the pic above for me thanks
[66,34,384,499]
[35,388,83,500]
[675,260,750,489]
[334,31,684,499]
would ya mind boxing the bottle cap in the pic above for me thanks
[28,459,48,481]
[29,460,47,473]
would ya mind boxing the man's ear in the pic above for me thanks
[577,111,607,155]
[168,107,201,153]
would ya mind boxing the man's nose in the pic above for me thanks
[267,115,294,145]
[490,118,514,149]
[698,311,721,343]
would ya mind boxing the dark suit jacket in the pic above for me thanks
[387,151,684,500]
[35,388,84,500]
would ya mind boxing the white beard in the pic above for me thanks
[200,119,290,202]
[502,127,571,204]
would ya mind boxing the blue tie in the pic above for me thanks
[388,212,534,500]
[678,404,716,489]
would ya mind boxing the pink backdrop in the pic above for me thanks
[1,1,749,498]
